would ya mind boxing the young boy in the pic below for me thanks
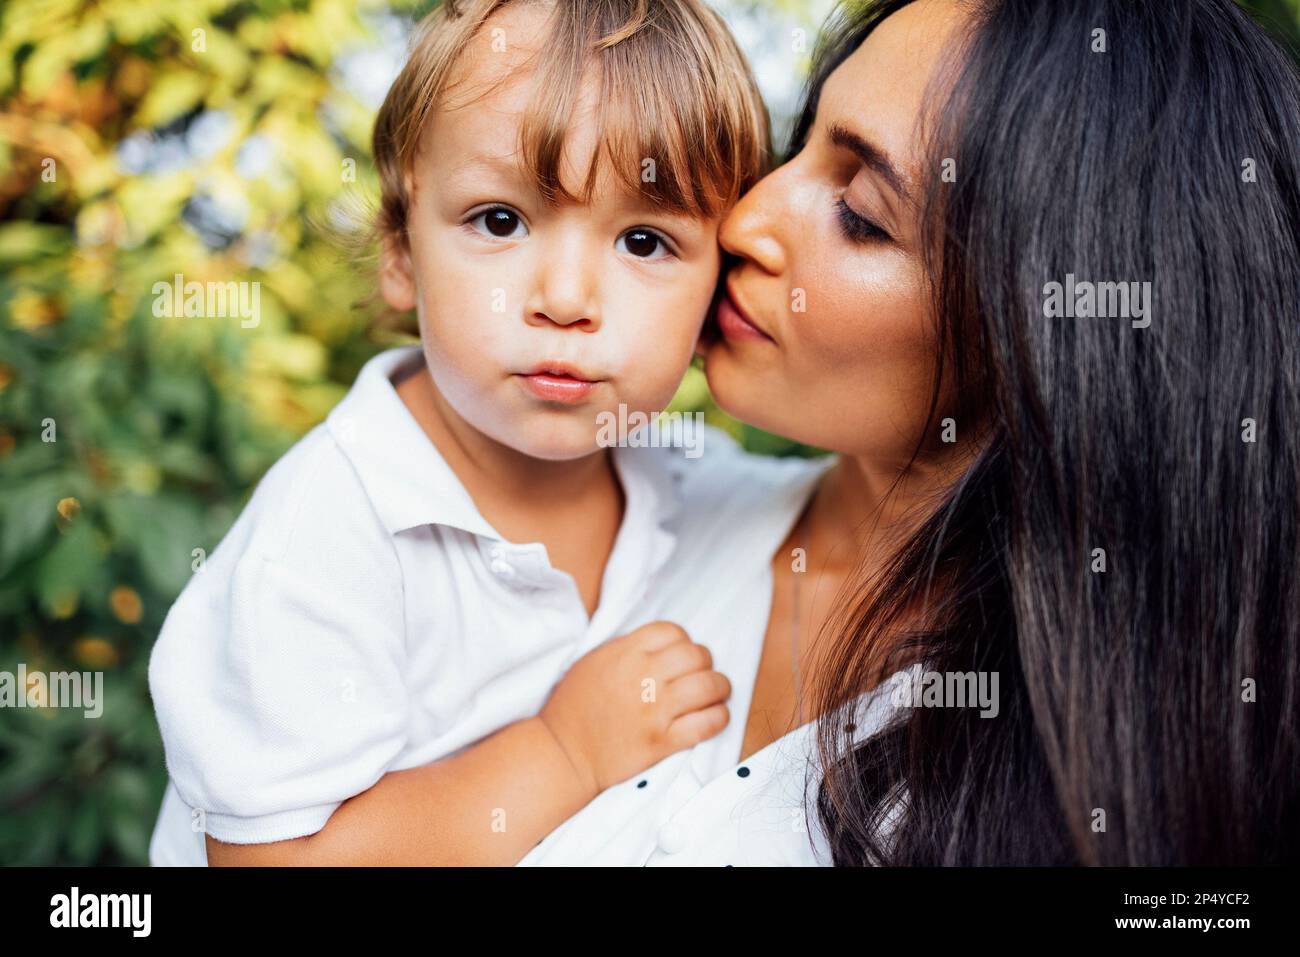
[147,0,771,864]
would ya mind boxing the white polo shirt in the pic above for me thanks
[148,344,704,865]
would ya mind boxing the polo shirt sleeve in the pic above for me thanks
[147,431,409,846]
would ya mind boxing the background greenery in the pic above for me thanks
[1,0,1297,866]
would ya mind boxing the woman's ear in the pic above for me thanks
[379,235,418,311]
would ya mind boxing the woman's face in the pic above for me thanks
[703,0,967,464]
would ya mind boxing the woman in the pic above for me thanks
[523,0,1300,865]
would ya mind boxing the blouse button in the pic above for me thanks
[655,821,687,855]
[489,558,515,578]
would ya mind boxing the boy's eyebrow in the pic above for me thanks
[455,152,527,177]
[827,122,912,205]
[452,155,710,224]
[609,188,708,223]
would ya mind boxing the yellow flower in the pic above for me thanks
[73,637,119,669]
[9,291,58,330]
[109,586,143,624]
[56,496,81,522]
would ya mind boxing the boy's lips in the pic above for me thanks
[716,282,774,343]
[516,362,603,404]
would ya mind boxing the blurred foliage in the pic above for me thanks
[0,0,426,866]
[0,0,1296,865]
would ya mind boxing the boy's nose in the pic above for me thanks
[523,245,601,331]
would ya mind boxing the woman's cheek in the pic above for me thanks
[805,253,927,365]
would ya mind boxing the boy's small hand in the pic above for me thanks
[538,621,731,797]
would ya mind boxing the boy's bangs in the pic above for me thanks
[375,0,770,245]
[511,1,765,218]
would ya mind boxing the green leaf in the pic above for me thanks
[0,474,69,577]
[102,492,207,596]
[35,519,103,617]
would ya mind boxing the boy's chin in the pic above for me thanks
[506,427,604,463]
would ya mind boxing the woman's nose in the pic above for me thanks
[718,165,790,276]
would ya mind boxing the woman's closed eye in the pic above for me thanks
[834,196,891,244]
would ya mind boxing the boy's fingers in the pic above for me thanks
[630,620,690,652]
[668,703,730,749]
[651,640,713,681]
[667,669,732,715]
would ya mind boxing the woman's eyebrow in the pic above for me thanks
[827,122,912,205]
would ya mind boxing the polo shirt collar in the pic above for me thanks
[325,345,683,551]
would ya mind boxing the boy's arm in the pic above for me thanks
[206,715,594,866]
[206,621,731,866]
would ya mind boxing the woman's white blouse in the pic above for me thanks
[520,449,911,867]
[522,677,908,866]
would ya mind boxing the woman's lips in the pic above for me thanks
[716,288,773,343]
[516,365,601,404]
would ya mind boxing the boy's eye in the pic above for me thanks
[470,207,527,240]
[617,228,672,260]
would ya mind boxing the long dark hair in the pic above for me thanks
[803,0,1300,865]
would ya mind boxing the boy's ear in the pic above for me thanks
[379,235,418,311]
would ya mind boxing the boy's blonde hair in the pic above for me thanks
[372,0,771,247]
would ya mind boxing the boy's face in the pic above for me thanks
[381,5,722,461]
